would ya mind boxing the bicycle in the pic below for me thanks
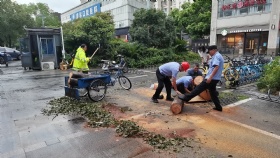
[103,67,132,90]
[199,62,223,86]
[199,62,209,77]
[223,55,239,81]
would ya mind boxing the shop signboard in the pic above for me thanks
[222,0,267,11]
[221,29,228,36]
[70,3,101,21]
[229,28,263,33]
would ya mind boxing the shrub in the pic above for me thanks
[105,40,200,68]
[257,57,280,92]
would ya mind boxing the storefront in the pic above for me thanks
[210,0,280,56]
[217,28,269,56]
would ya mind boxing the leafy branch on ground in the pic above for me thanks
[42,97,197,152]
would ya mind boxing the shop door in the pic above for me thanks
[245,33,259,55]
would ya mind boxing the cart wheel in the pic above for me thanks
[118,76,132,90]
[88,79,107,102]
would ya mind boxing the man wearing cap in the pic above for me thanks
[152,62,190,103]
[176,76,194,94]
[179,45,224,112]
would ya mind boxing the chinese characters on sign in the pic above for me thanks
[70,3,101,21]
[222,0,267,11]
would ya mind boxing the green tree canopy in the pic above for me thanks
[129,9,176,48]
[0,0,60,47]
[62,12,115,58]
[170,0,211,39]
[21,2,60,28]
[0,0,34,47]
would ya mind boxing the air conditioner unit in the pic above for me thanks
[41,62,54,70]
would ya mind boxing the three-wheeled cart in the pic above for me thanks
[65,74,111,102]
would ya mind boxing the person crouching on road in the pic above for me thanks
[178,45,224,112]
[73,44,90,74]
[152,62,190,103]
[186,63,202,79]
[176,76,194,95]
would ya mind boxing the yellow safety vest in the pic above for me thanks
[73,47,90,71]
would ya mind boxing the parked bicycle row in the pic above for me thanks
[199,54,273,88]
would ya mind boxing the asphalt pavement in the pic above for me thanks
[1,61,280,158]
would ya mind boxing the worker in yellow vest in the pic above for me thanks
[73,44,90,73]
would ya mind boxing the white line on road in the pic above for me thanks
[211,113,280,141]
[224,98,253,108]
[141,70,155,73]
[128,75,148,79]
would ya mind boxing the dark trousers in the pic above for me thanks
[181,79,222,109]
[177,83,192,94]
[152,69,172,99]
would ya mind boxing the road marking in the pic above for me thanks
[211,113,280,141]
[128,75,148,79]
[141,70,155,73]
[224,98,252,108]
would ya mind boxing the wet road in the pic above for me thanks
[1,61,280,158]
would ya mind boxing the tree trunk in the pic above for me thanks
[170,96,184,115]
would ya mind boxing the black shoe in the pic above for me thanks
[213,107,222,112]
[157,95,164,99]
[151,98,159,103]
[166,97,174,101]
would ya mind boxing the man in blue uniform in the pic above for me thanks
[186,63,202,78]
[179,45,224,112]
[152,62,190,103]
[176,76,194,94]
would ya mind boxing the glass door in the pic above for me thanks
[245,33,260,55]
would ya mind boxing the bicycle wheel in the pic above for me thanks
[88,79,107,102]
[224,69,239,81]
[118,76,132,90]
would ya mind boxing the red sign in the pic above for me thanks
[222,0,267,11]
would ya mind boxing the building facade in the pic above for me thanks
[61,0,149,40]
[153,0,193,14]
[210,0,279,56]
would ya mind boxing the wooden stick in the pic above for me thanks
[90,47,99,59]
[170,96,184,115]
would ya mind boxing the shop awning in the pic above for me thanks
[216,25,269,34]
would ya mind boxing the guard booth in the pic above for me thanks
[20,28,63,70]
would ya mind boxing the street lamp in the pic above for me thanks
[37,10,46,27]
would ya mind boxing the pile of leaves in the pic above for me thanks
[42,97,196,152]
[42,97,117,127]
